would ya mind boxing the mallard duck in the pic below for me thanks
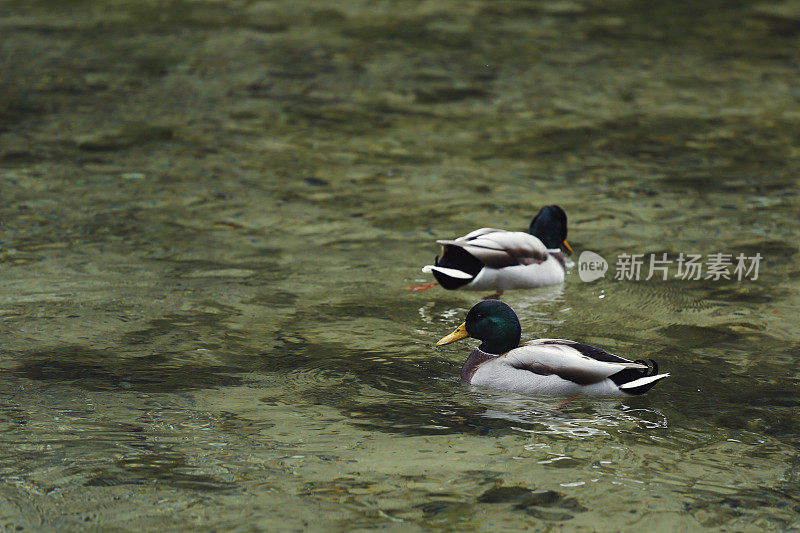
[420,205,572,292]
[437,300,669,397]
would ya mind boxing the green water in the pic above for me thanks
[1,0,799,530]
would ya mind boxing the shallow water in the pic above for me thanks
[1,0,799,530]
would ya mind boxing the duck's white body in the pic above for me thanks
[422,228,566,290]
[460,254,565,290]
[462,339,669,397]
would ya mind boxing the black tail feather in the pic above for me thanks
[609,358,665,395]
[633,359,658,376]
[431,246,483,290]
[609,358,660,390]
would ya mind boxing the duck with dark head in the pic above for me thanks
[437,300,669,397]
[419,205,572,296]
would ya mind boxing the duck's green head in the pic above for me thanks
[529,205,572,253]
[436,299,521,355]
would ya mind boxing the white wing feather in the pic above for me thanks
[503,342,646,383]
[437,230,549,267]
[421,265,474,279]
[454,227,505,242]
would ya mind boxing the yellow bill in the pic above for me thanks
[437,322,470,346]
[562,240,573,254]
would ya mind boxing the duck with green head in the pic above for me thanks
[437,300,669,397]
[420,205,572,293]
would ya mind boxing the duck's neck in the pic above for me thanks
[461,348,495,383]
[548,249,566,270]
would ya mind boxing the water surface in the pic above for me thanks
[1,0,799,530]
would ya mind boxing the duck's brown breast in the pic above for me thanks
[460,348,496,383]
